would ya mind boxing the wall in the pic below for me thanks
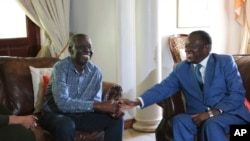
[159,0,242,57]
[70,0,118,82]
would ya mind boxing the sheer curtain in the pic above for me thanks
[17,0,70,58]
[245,0,250,54]
[243,0,250,53]
[235,0,250,53]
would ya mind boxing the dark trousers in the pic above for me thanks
[41,111,124,141]
[0,104,35,141]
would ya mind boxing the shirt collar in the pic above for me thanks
[200,53,210,67]
[84,62,91,72]
[69,58,92,73]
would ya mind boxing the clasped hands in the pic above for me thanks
[9,115,38,129]
[20,115,38,129]
[102,98,140,118]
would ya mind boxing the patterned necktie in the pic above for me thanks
[194,64,203,88]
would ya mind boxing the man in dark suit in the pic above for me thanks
[120,30,250,141]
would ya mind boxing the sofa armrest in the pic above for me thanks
[102,81,122,101]
[157,91,185,119]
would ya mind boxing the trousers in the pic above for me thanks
[172,113,248,141]
[41,111,124,141]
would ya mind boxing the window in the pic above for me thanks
[0,0,40,57]
[0,1,27,38]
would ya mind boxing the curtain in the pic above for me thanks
[17,0,70,58]
[235,0,250,54]
[245,0,250,53]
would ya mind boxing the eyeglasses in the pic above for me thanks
[75,45,93,53]
[185,42,208,50]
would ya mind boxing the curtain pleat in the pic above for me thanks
[17,0,70,58]
[235,0,250,54]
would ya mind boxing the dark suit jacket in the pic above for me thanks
[141,53,250,122]
[0,104,35,141]
[0,103,11,126]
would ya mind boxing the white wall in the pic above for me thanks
[159,0,242,55]
[70,0,118,82]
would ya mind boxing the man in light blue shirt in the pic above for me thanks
[42,34,124,141]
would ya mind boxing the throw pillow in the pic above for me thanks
[29,66,53,113]
[41,75,50,102]
[42,75,51,97]
[244,98,250,112]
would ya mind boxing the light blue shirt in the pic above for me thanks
[43,57,102,113]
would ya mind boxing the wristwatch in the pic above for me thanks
[207,107,214,117]
[208,110,214,117]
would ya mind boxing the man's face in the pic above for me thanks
[71,36,92,65]
[185,34,210,64]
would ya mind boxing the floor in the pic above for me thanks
[123,128,156,141]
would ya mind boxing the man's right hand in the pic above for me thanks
[119,98,141,109]
[93,100,120,115]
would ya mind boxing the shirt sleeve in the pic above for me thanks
[0,115,9,127]
[94,81,102,102]
[137,97,144,108]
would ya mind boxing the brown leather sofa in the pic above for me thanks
[0,56,123,141]
[155,54,250,141]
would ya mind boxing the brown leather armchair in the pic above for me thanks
[0,56,122,141]
[168,34,188,64]
[155,54,250,141]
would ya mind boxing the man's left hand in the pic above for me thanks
[191,112,209,126]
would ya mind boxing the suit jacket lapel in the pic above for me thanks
[188,63,203,98]
[204,55,215,92]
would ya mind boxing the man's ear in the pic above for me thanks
[90,50,93,58]
[204,44,211,52]
[68,46,73,55]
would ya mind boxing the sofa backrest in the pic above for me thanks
[233,54,250,102]
[0,57,59,115]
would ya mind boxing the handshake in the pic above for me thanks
[103,98,141,118]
